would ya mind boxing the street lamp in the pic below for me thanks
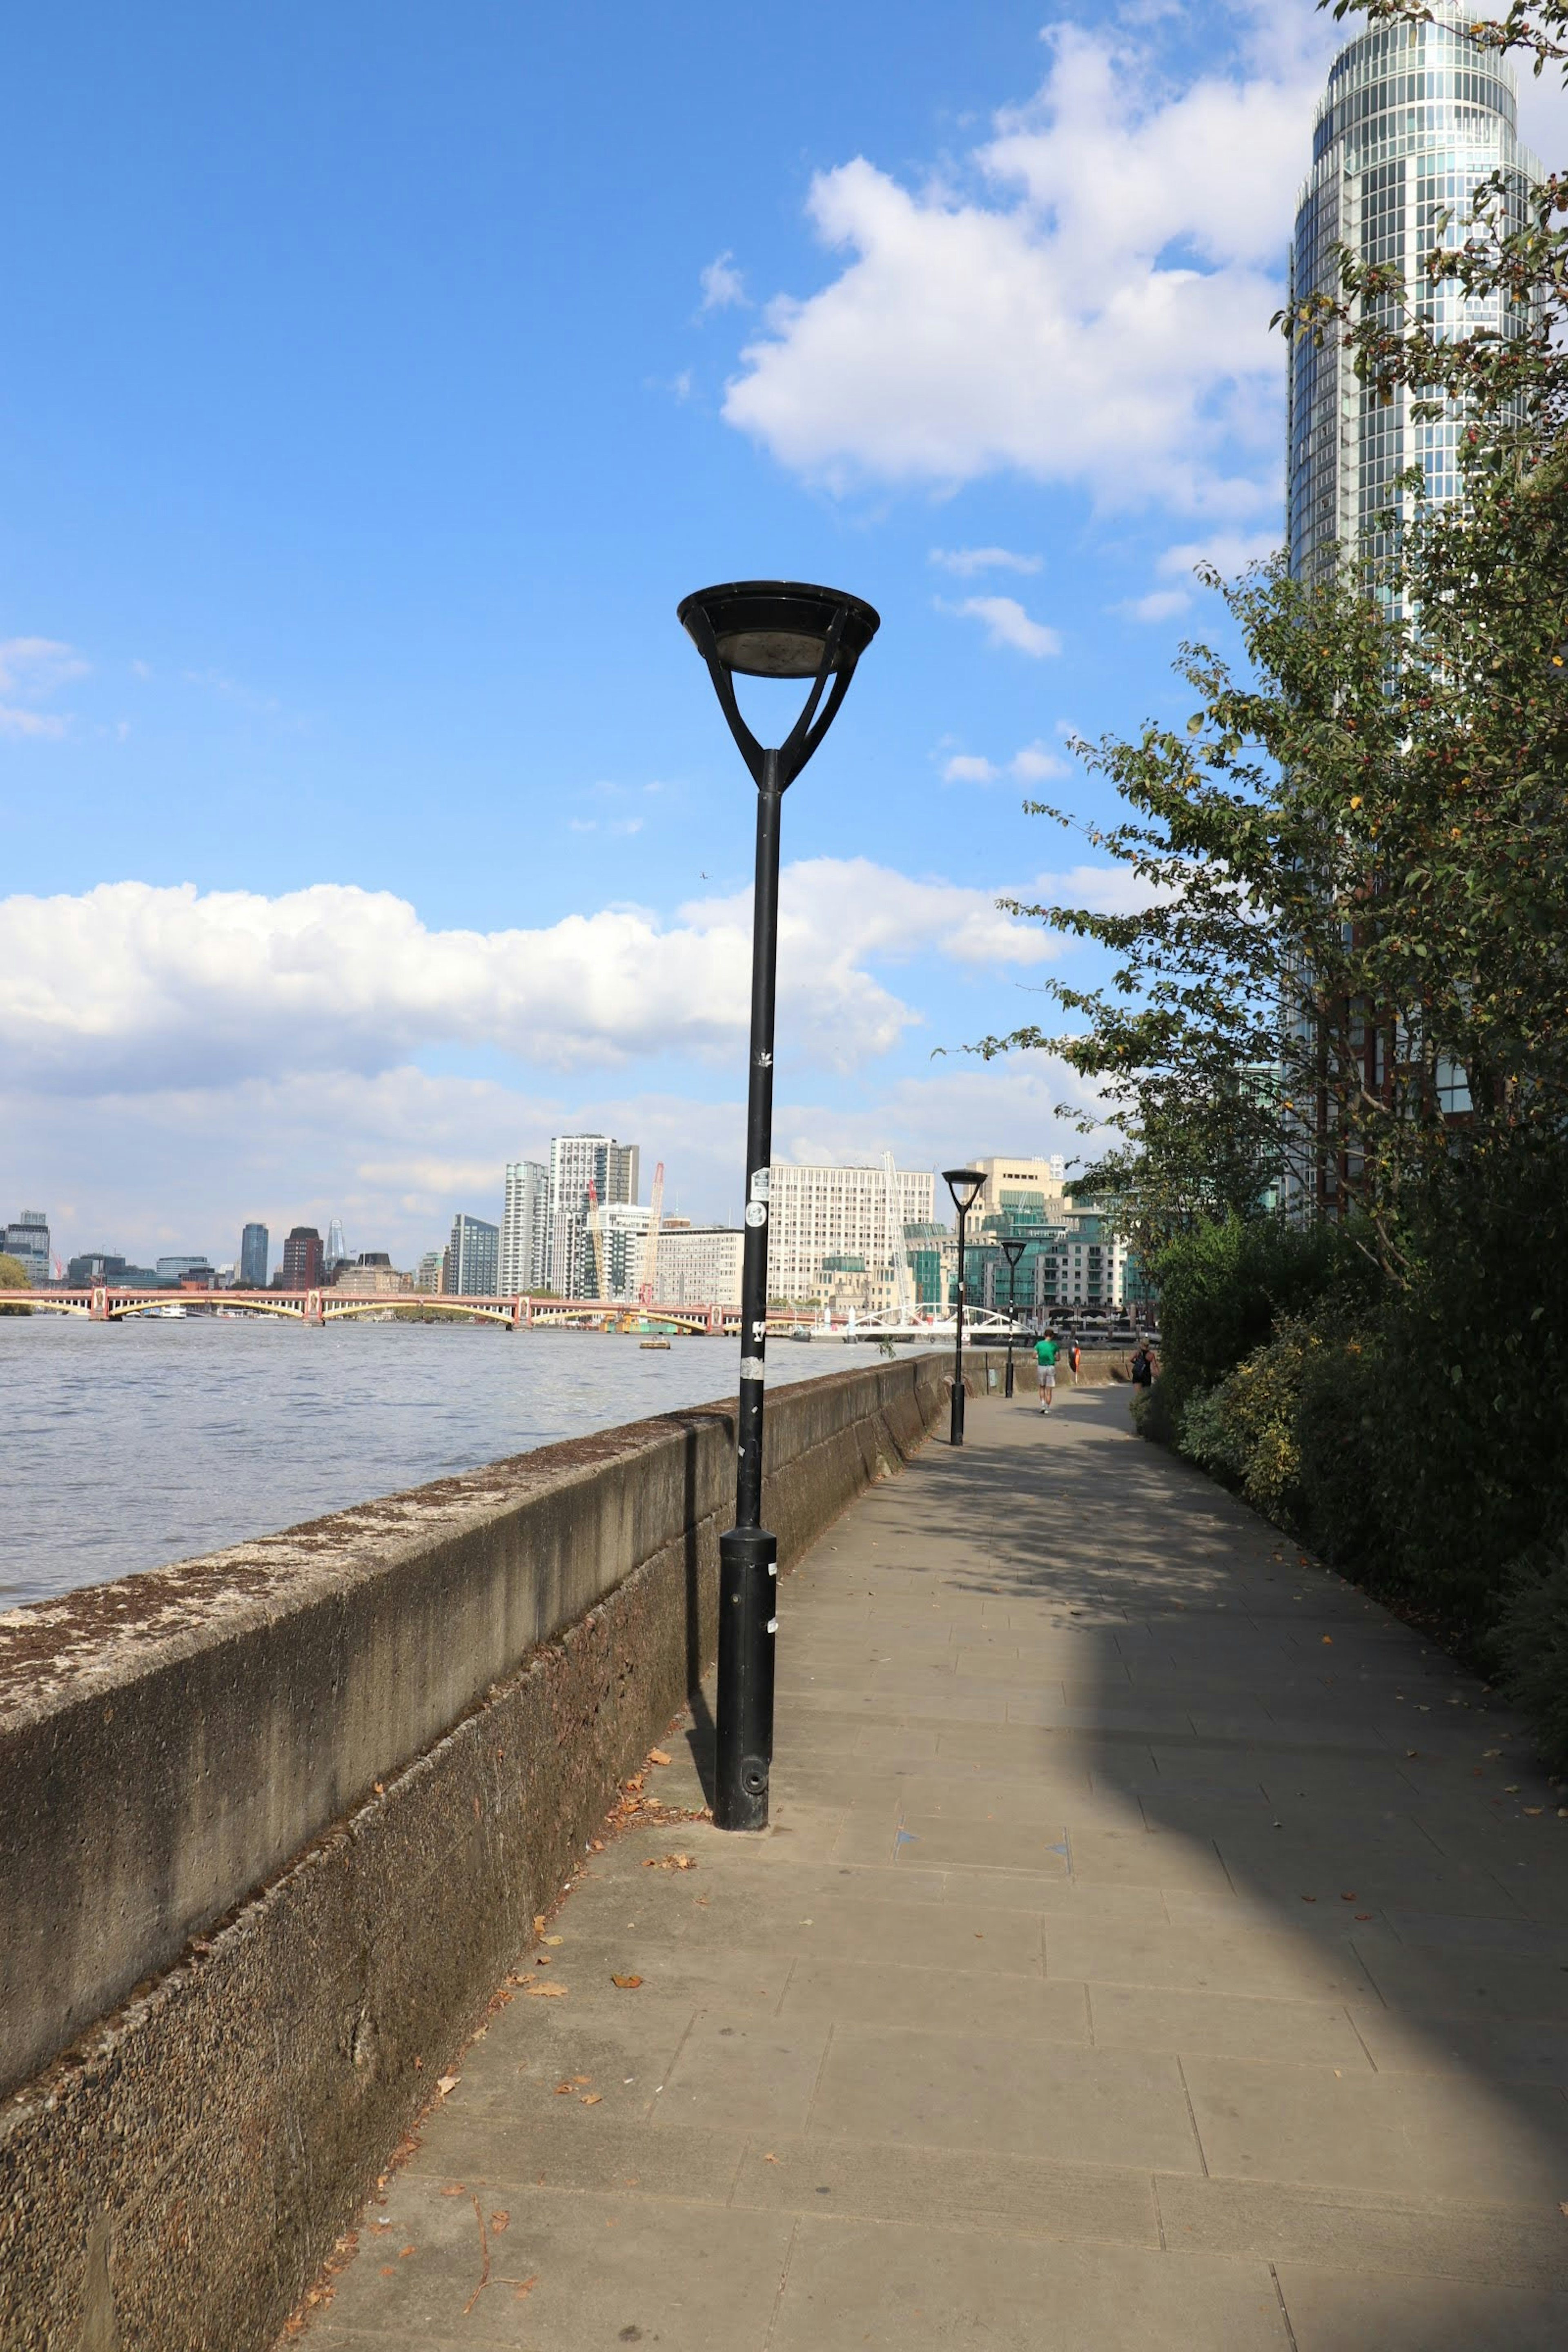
[680,579,880,1832]
[1000,1237,1026,1398]
[943,1168,985,1446]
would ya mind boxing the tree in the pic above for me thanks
[972,5,1568,1266]
[0,1253,32,1315]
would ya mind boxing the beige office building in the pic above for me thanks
[969,1156,1067,1222]
[765,1163,935,1307]
[655,1224,745,1307]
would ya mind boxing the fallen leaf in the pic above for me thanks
[1406,1750,1419,1759]
[534,1955,551,1967]
[545,1934,564,1947]
[399,2246,414,2259]
[1526,1807,1544,1817]
[612,1974,644,1989]
[491,2212,510,2232]
[572,2075,592,2086]
[581,2093,602,2106]
[1355,1913,1372,1921]
[1507,1785,1521,1794]
[554,2082,574,2096]
[649,1749,672,1767]
[514,2276,540,2301]
[533,1915,547,1933]
[380,2265,394,2277]
[1321,1636,1333,1646]
[1484,1750,1501,1759]
[1301,1895,1317,1903]
[763,2152,778,2164]
[441,2185,466,2197]
[524,1982,567,1998]
[436,2076,460,2097]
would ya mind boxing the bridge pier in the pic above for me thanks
[304,1289,325,1327]
[88,1286,110,1322]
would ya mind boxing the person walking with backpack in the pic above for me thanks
[1035,1331,1058,1414]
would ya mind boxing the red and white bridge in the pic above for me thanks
[2,1288,785,1334]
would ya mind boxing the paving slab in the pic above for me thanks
[298,1386,1568,2350]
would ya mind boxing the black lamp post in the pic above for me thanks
[679,579,880,1832]
[943,1168,985,1446]
[1001,1237,1026,1398]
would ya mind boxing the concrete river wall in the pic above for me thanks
[0,1352,1023,2351]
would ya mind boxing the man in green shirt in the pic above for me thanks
[1035,1332,1058,1414]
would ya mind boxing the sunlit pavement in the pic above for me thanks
[303,1387,1568,2350]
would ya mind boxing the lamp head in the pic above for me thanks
[679,581,880,679]
[1001,1238,1027,1269]
[943,1168,986,1218]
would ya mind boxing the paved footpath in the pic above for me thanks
[305,1385,1568,2351]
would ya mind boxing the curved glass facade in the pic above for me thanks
[1287,1,1539,586]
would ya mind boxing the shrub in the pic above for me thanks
[1492,1539,1568,1775]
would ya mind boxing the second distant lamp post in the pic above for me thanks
[679,579,880,1832]
[1001,1236,1027,1397]
[943,1167,986,1446]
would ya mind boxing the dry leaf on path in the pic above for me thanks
[612,1974,644,1989]
[491,2212,510,2231]
[441,2185,466,2197]
[436,2076,460,2097]
[514,2276,540,2301]
[524,1982,567,1998]
[581,2093,602,2106]
[649,1749,672,1766]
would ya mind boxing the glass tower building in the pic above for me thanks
[1288,1,1539,587]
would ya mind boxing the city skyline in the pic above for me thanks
[6,4,1568,1259]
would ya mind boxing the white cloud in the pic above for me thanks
[0,635,88,737]
[942,740,1069,786]
[699,251,748,312]
[1010,741,1068,784]
[947,595,1062,658]
[1118,588,1192,624]
[0,860,1068,1096]
[929,546,1042,577]
[722,21,1325,512]
[1156,530,1280,581]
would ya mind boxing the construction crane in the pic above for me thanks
[883,1149,915,1325]
[586,1177,607,1301]
[637,1160,665,1308]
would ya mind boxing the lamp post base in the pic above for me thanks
[714,1524,778,1830]
[949,1380,965,1446]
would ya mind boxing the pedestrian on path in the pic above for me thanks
[1069,1337,1081,1385]
[1035,1330,1058,1413]
[1129,1342,1156,1416]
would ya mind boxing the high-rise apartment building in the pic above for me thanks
[499,1161,550,1294]
[4,1212,50,1285]
[239,1223,270,1287]
[765,1164,935,1308]
[416,1248,444,1294]
[281,1227,325,1288]
[600,1202,653,1303]
[448,1212,500,1297]
[1289,3,1539,586]
[325,1218,349,1272]
[547,1136,639,1297]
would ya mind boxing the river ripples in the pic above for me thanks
[0,1315,906,1608]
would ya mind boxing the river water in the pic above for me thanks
[0,1316,906,1609]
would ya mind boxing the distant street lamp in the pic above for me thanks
[679,580,880,1833]
[1001,1237,1027,1398]
[943,1168,986,1446]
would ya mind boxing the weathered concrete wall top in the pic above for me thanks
[0,1355,951,2100]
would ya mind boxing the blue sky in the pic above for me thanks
[4,2,1563,1266]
